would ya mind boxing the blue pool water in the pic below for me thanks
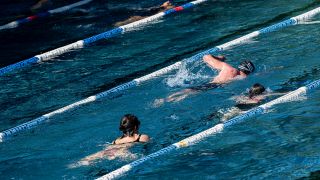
[0,0,320,179]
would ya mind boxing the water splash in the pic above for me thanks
[165,61,212,88]
[266,87,273,93]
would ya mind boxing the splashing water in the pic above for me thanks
[165,61,213,88]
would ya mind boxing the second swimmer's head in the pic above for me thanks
[249,83,265,98]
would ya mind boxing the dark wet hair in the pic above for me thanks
[119,114,140,137]
[249,83,265,98]
[238,60,255,75]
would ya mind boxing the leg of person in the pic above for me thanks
[166,89,196,102]
[167,83,220,102]
[153,89,196,107]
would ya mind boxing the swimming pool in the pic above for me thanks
[0,0,320,179]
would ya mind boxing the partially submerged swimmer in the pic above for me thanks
[69,114,149,168]
[220,83,285,121]
[113,114,149,144]
[114,1,174,26]
[233,83,266,107]
[154,55,255,106]
[31,0,52,12]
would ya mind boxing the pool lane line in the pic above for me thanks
[134,6,320,81]
[0,0,93,31]
[0,0,208,76]
[0,7,319,143]
[97,80,320,180]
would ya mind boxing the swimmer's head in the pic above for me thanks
[249,83,265,98]
[238,60,255,75]
[119,114,140,137]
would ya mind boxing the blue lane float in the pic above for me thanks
[0,0,207,76]
[0,7,319,142]
[97,79,320,180]
[0,0,93,31]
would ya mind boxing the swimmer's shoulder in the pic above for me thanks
[113,134,150,144]
[112,137,122,145]
[139,134,150,143]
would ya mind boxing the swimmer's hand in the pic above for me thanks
[212,55,226,61]
[160,1,172,8]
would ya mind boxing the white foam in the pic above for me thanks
[165,61,212,88]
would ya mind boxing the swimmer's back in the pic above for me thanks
[113,133,149,145]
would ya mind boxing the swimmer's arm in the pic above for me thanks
[81,144,131,161]
[230,95,244,101]
[264,92,287,97]
[68,144,132,168]
[203,55,227,70]
[145,1,172,11]
[161,1,170,7]
[70,150,107,167]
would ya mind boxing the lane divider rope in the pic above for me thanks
[97,79,320,180]
[0,7,319,142]
[0,0,208,76]
[0,0,93,31]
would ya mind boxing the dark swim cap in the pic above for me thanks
[249,83,265,98]
[238,60,255,75]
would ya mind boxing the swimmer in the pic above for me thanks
[233,83,286,107]
[203,55,254,84]
[233,83,267,106]
[153,55,255,106]
[31,0,53,12]
[114,1,174,26]
[69,114,149,168]
[112,114,149,145]
[219,83,285,121]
